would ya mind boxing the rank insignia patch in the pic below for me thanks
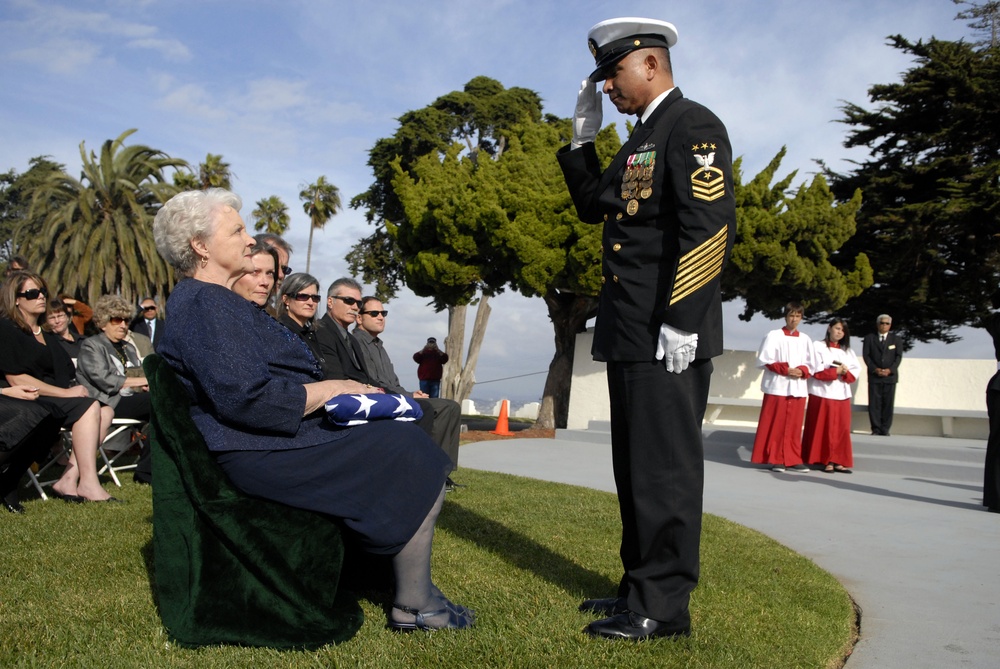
[690,143,726,202]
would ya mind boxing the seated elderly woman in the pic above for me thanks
[76,295,151,422]
[231,242,279,309]
[153,188,472,632]
[0,271,115,502]
[275,272,325,364]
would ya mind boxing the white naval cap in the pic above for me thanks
[587,17,678,82]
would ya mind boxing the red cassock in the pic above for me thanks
[751,393,807,466]
[802,395,854,466]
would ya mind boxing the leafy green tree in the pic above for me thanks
[15,129,186,305]
[348,77,551,408]
[299,176,341,273]
[824,35,1000,345]
[389,118,612,425]
[724,147,871,320]
[251,195,291,235]
[0,156,64,261]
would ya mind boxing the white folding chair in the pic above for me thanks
[25,418,146,497]
[97,418,145,487]
[23,430,72,500]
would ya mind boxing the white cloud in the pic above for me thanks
[127,37,191,62]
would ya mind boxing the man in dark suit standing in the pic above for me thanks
[557,17,735,640]
[862,314,902,435]
[129,297,163,350]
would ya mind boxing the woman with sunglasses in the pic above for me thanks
[0,271,116,502]
[153,189,471,632]
[76,295,151,422]
[275,273,325,365]
[231,242,279,310]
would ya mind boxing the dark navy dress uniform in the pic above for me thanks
[558,87,735,627]
[158,279,451,554]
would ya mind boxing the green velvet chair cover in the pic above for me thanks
[143,354,363,649]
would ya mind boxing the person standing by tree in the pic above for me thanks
[412,338,448,399]
[862,314,902,436]
[983,288,1000,513]
[557,17,735,640]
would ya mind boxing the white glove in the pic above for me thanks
[655,324,699,374]
[571,79,603,148]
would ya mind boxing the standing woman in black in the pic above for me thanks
[0,272,115,502]
[984,288,1000,513]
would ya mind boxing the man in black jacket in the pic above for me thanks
[558,17,735,640]
[862,314,903,436]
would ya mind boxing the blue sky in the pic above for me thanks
[0,0,986,403]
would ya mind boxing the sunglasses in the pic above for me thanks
[292,293,322,303]
[108,316,128,325]
[330,295,360,306]
[281,265,293,275]
[142,305,157,312]
[16,288,48,300]
[361,310,388,318]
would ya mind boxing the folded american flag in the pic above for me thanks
[324,393,423,426]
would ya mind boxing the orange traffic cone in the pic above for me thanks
[490,399,514,436]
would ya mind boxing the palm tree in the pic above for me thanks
[199,153,232,190]
[299,176,341,273]
[251,195,291,235]
[17,129,186,305]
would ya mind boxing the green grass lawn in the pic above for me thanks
[0,469,855,668]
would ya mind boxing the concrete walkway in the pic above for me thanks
[460,425,999,668]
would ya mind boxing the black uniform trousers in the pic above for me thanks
[607,357,712,625]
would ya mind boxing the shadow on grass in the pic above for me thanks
[436,499,614,598]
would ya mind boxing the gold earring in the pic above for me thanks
[200,256,209,268]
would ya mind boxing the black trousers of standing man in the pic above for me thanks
[607,357,712,626]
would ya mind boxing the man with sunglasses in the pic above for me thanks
[129,297,164,350]
[353,297,462,487]
[862,314,903,436]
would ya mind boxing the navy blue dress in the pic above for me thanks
[157,279,451,554]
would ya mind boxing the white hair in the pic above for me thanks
[154,188,243,276]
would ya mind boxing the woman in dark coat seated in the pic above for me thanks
[0,272,115,502]
[152,188,472,632]
[231,242,279,309]
[275,272,324,364]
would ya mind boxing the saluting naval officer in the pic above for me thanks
[557,17,735,640]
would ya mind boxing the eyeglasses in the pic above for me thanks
[361,310,388,318]
[292,293,322,303]
[108,316,127,325]
[330,295,360,306]
[142,305,157,312]
[878,321,891,326]
[280,265,292,275]
[16,288,48,300]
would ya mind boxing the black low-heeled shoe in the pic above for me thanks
[50,491,86,504]
[388,601,475,632]
[3,500,26,514]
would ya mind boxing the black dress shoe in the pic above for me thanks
[579,597,628,617]
[585,611,691,641]
[3,500,26,514]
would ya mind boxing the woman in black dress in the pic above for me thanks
[154,189,472,631]
[0,272,115,502]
